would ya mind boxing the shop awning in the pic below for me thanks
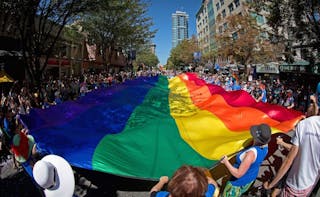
[47,58,70,66]
[280,60,309,66]
[0,50,22,57]
[0,71,14,83]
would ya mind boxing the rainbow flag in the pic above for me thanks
[22,73,303,180]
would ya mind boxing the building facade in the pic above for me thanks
[196,0,217,55]
[196,0,270,65]
[196,0,210,54]
[149,43,156,54]
[172,11,189,48]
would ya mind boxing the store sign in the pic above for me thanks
[279,65,306,72]
[256,64,279,74]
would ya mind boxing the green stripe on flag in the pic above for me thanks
[92,76,214,179]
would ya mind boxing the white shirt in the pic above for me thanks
[286,116,320,190]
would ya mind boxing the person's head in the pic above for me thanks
[167,165,208,197]
[250,123,271,146]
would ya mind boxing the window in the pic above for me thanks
[219,26,223,33]
[222,9,226,18]
[220,0,224,6]
[228,3,234,13]
[250,12,265,24]
[232,32,238,40]
[178,16,185,25]
[223,22,228,30]
[234,0,240,7]
[256,14,265,24]
[216,3,220,11]
[260,32,268,39]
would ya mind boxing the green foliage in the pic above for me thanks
[168,37,199,69]
[252,0,320,63]
[165,60,175,70]
[201,49,218,63]
[215,10,279,66]
[63,24,84,43]
[1,0,157,84]
[135,49,159,68]
[1,0,96,85]
[80,0,156,65]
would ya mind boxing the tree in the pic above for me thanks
[251,0,320,64]
[63,23,85,75]
[1,0,96,86]
[134,49,159,70]
[80,0,156,71]
[165,60,175,70]
[201,49,218,64]
[168,37,199,70]
[214,11,278,68]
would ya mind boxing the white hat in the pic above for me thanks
[33,155,75,197]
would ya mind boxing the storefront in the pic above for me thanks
[46,57,71,79]
[279,60,320,90]
[255,62,280,81]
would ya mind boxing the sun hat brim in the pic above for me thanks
[40,155,75,197]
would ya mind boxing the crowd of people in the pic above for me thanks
[0,67,316,135]
[0,66,319,197]
[0,70,159,166]
[198,71,316,113]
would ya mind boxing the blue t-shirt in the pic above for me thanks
[261,89,267,103]
[232,81,241,91]
[152,183,216,197]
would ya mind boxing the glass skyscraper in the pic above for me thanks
[172,11,189,48]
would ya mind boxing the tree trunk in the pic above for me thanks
[108,45,115,73]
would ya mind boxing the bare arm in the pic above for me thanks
[310,95,319,115]
[221,150,255,178]
[255,96,262,102]
[207,176,220,197]
[287,102,294,109]
[150,176,169,193]
[207,176,218,189]
[264,145,298,189]
[277,137,293,151]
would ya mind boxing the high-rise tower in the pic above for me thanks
[172,11,189,48]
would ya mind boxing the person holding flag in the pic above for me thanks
[264,95,320,196]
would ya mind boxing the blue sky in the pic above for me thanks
[148,0,202,65]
